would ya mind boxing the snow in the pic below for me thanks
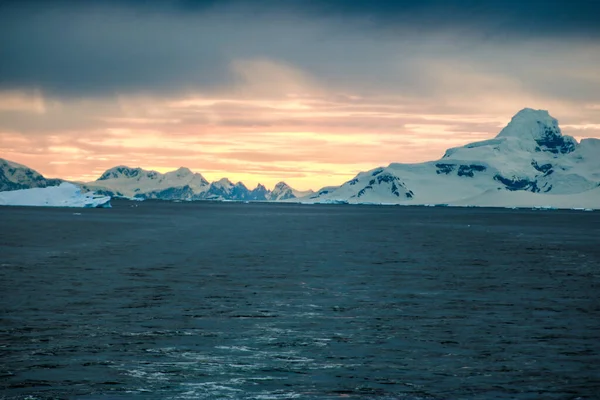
[269,182,314,201]
[203,178,235,199]
[1,158,28,170]
[4,107,595,209]
[87,166,310,201]
[300,108,600,210]
[449,187,600,210]
[497,108,562,139]
[0,157,63,191]
[88,166,210,199]
[0,183,111,208]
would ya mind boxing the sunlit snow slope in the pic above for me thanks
[303,108,600,209]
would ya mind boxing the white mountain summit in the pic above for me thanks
[268,182,315,201]
[302,108,600,209]
[87,165,210,200]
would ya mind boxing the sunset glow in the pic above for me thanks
[1,1,599,190]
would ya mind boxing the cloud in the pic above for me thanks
[0,90,47,113]
[1,0,599,99]
[1,0,599,190]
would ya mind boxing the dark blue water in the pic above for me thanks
[1,202,599,399]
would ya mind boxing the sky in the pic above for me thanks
[1,0,599,190]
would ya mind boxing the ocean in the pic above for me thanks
[1,201,599,399]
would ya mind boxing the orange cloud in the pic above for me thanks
[0,90,47,114]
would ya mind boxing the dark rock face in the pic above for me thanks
[355,173,412,199]
[534,122,576,154]
[375,173,398,184]
[531,161,553,174]
[137,186,196,200]
[197,182,270,201]
[435,163,455,175]
[274,191,296,201]
[0,166,63,191]
[230,184,251,201]
[249,184,269,201]
[203,185,232,200]
[98,167,138,180]
[311,189,331,198]
[457,165,487,177]
[435,163,486,177]
[97,167,160,181]
[356,186,372,198]
[84,188,122,197]
[494,175,540,192]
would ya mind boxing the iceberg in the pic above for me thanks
[0,183,111,208]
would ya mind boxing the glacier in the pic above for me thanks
[0,183,112,208]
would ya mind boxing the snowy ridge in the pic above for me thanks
[0,159,312,202]
[86,165,210,200]
[0,183,111,208]
[302,108,600,209]
[85,167,309,201]
[268,182,314,201]
[0,158,63,191]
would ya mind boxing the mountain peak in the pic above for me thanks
[1,158,29,169]
[165,167,192,178]
[214,178,233,186]
[497,108,555,138]
[273,181,290,190]
[97,165,142,181]
[1,158,63,191]
[496,108,576,154]
[175,166,191,174]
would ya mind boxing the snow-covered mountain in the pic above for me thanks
[85,166,210,200]
[268,182,315,201]
[0,182,111,208]
[303,108,600,209]
[85,167,309,201]
[0,158,311,202]
[0,158,63,191]
[3,107,597,209]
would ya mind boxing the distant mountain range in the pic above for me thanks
[0,159,313,202]
[83,166,313,201]
[1,108,599,209]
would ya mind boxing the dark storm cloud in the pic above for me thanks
[293,0,600,38]
[0,0,598,97]
[5,0,597,37]
[0,1,234,95]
